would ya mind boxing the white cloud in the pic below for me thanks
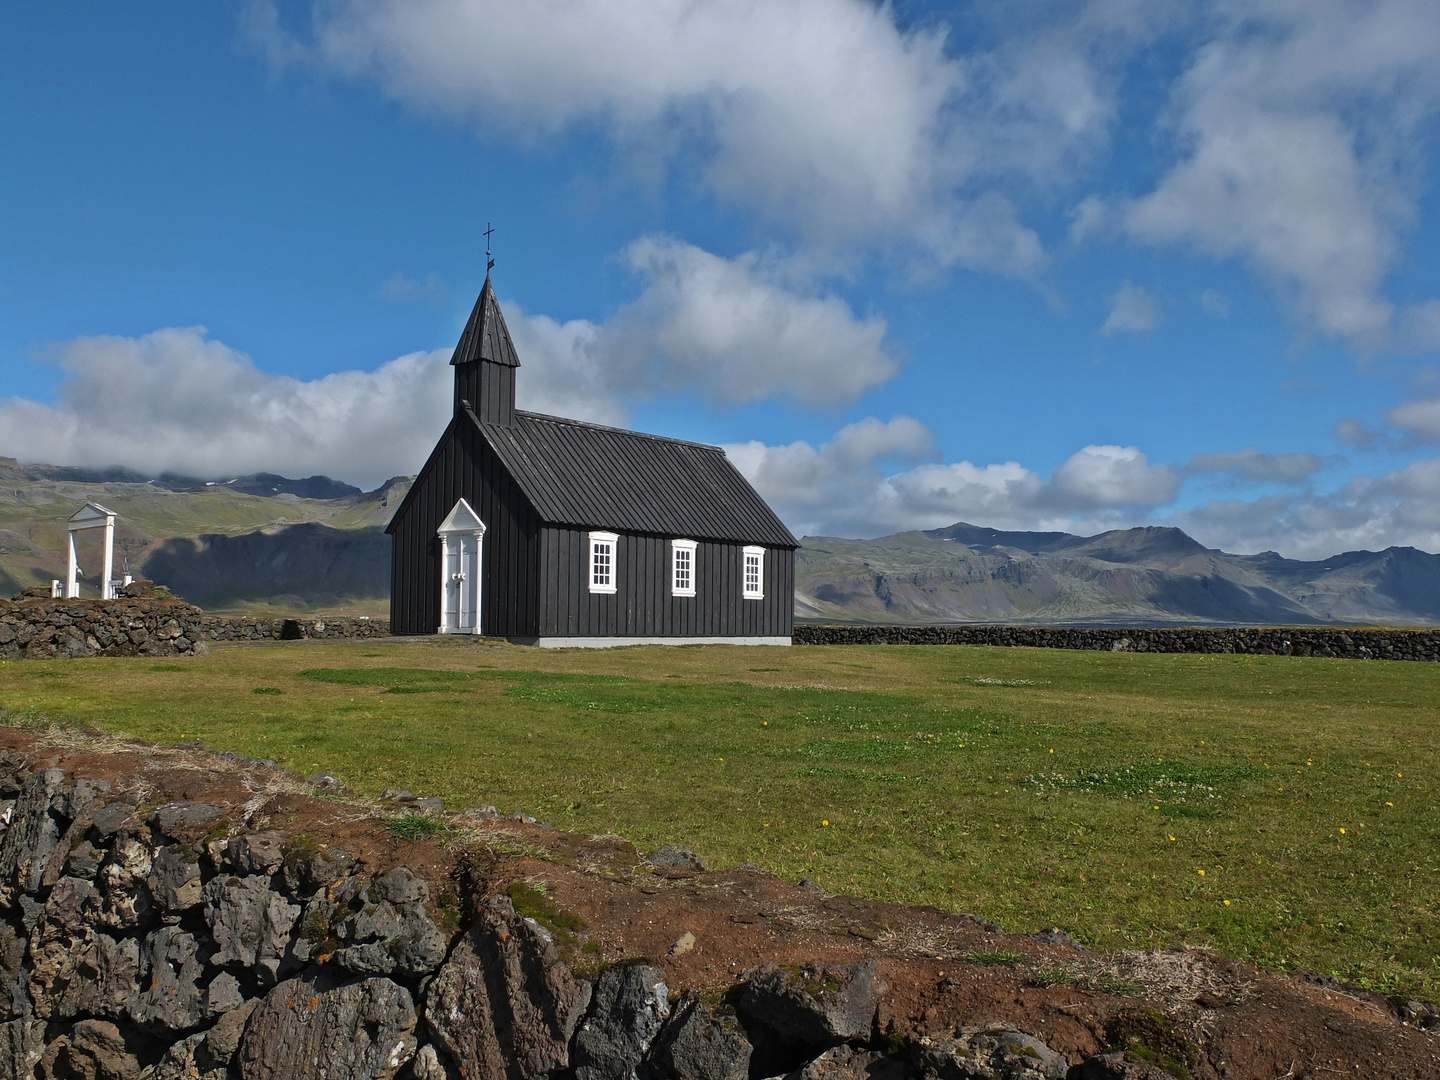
[1047,444,1178,507]
[0,328,452,490]
[0,243,892,488]
[246,0,1179,275]
[1335,416,1381,449]
[511,236,898,415]
[1387,395,1440,442]
[1400,300,1440,352]
[1199,288,1228,317]
[1099,281,1160,335]
[1175,457,1440,559]
[726,423,1176,537]
[1186,448,1326,484]
[1121,0,1440,350]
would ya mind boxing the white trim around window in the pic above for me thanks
[671,539,697,597]
[742,545,765,600]
[589,531,618,594]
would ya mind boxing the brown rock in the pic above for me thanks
[38,1020,140,1080]
[238,971,417,1080]
[425,895,592,1080]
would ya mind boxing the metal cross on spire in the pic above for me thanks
[484,223,495,273]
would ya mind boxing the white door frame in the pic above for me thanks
[66,503,117,599]
[437,498,486,634]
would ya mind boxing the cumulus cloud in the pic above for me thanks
[1335,416,1381,449]
[0,244,892,487]
[1121,0,1440,350]
[1174,457,1440,559]
[511,236,898,416]
[1099,281,1160,335]
[726,422,1176,538]
[0,328,452,490]
[1186,448,1327,484]
[1387,395,1440,443]
[245,0,1183,274]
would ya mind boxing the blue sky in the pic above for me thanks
[3,1,1440,557]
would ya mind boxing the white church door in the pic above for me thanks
[437,499,486,634]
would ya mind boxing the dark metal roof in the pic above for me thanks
[450,275,520,368]
[467,408,798,547]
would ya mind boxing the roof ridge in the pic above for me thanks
[509,410,725,452]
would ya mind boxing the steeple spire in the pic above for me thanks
[451,276,520,368]
[451,269,520,425]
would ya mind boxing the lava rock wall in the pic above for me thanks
[795,623,1440,661]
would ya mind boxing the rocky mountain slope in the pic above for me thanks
[797,523,1440,627]
[0,724,1434,1080]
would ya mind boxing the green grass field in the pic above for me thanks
[1,639,1435,997]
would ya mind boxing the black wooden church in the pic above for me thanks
[387,273,797,645]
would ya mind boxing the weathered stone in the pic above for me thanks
[227,831,287,876]
[28,928,139,1021]
[786,1044,909,1080]
[90,802,141,839]
[64,840,104,880]
[281,842,356,896]
[130,926,208,1034]
[573,964,670,1080]
[94,834,156,930]
[0,924,28,1022]
[203,997,258,1068]
[329,869,447,979]
[148,1033,217,1080]
[57,778,111,820]
[42,876,98,934]
[0,768,66,904]
[38,1020,139,1080]
[914,1027,1069,1080]
[0,1017,46,1080]
[425,896,592,1080]
[737,960,886,1062]
[1070,1052,1174,1080]
[202,875,300,983]
[646,993,752,1080]
[647,845,706,872]
[148,846,203,913]
[206,972,246,1016]
[406,1045,452,1080]
[238,971,417,1080]
[150,803,224,843]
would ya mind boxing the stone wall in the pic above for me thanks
[0,600,391,661]
[794,623,1440,661]
[0,746,1102,1080]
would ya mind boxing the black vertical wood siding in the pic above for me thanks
[389,419,540,636]
[453,362,515,427]
[536,528,793,638]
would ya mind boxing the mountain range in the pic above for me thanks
[3,458,1438,625]
[796,522,1440,626]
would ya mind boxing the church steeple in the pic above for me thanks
[451,273,519,425]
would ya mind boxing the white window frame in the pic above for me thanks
[671,539,697,597]
[742,545,765,600]
[589,531,618,594]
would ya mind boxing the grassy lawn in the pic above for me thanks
[1,639,1435,997]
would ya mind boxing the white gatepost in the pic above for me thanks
[436,498,486,634]
[66,503,118,600]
